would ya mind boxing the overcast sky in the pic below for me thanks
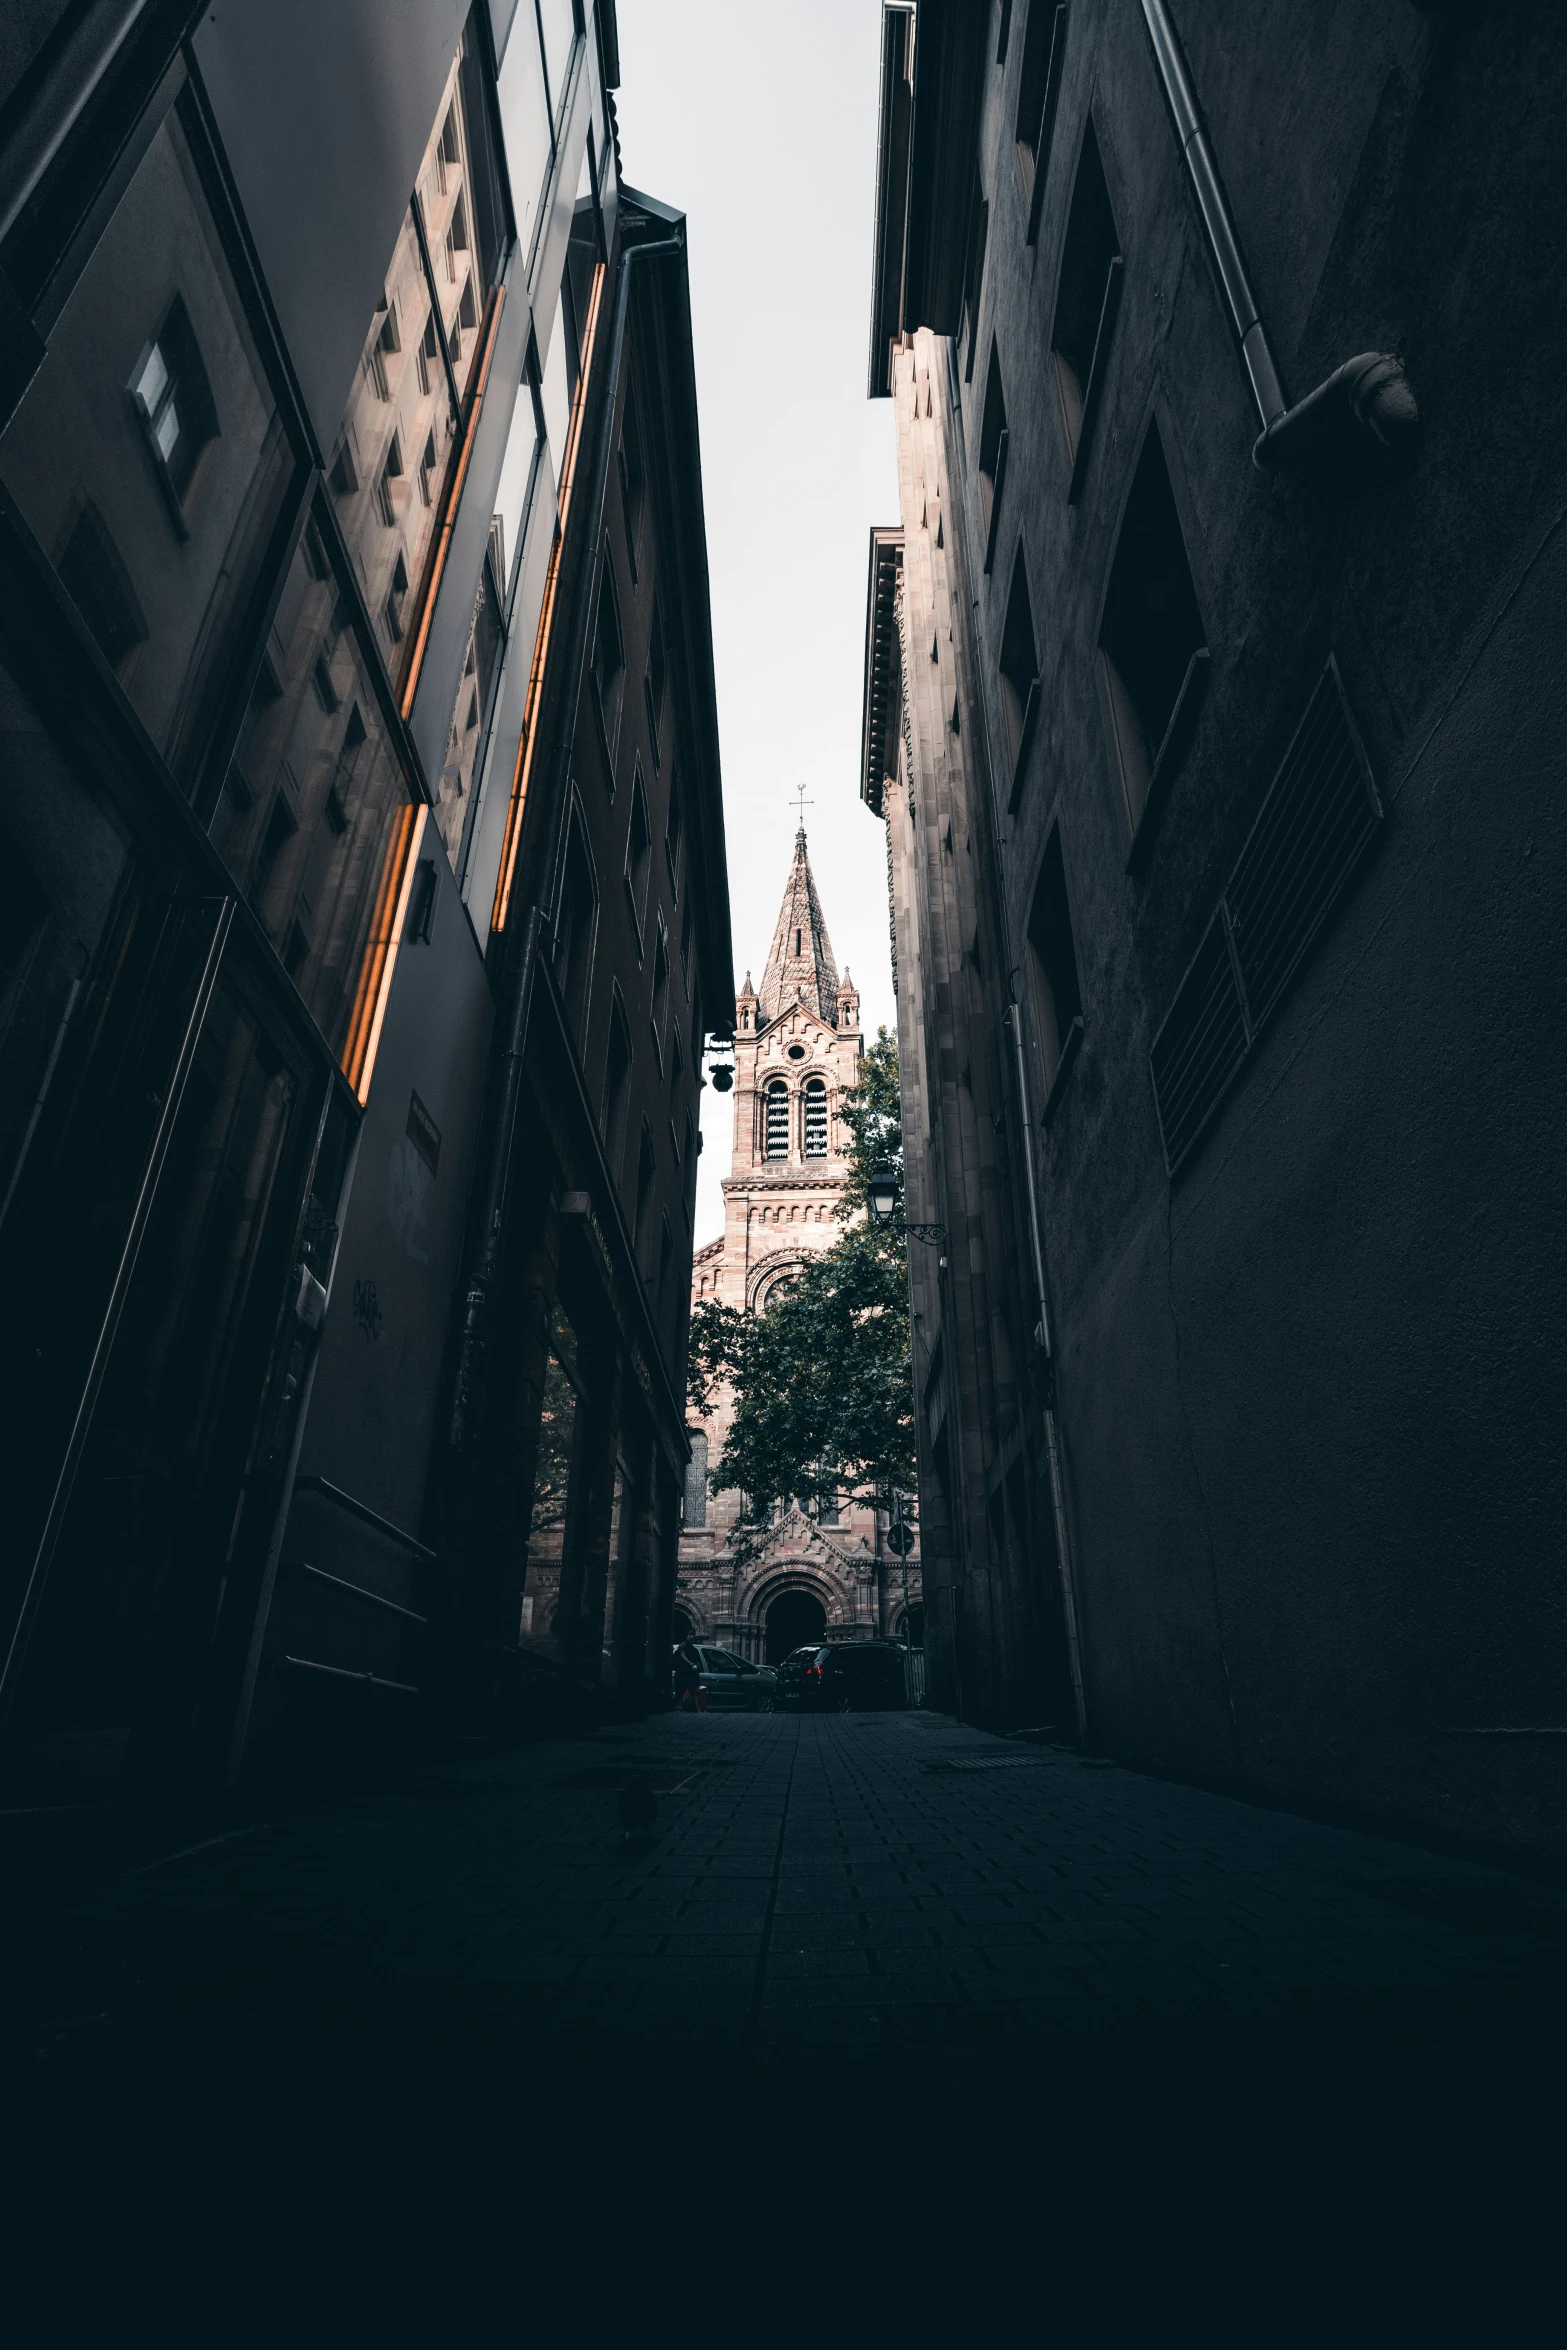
[615,0,900,1246]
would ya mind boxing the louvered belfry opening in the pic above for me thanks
[804,1079,828,1157]
[765,1081,789,1158]
[1150,657,1383,1177]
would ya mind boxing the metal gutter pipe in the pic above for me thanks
[1139,0,1417,470]
[1004,1001,1089,1747]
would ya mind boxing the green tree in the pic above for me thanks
[687,1028,913,1567]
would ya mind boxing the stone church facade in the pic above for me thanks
[676,832,922,1664]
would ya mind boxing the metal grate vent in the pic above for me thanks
[1149,914,1249,1175]
[1151,656,1382,1178]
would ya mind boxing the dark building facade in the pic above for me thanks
[865,0,1567,1860]
[0,0,730,1816]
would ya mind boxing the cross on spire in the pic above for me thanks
[790,783,814,828]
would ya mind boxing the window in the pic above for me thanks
[815,1462,839,1527]
[1050,120,1122,493]
[1015,2,1068,225]
[645,601,667,767]
[765,1081,789,1160]
[651,918,670,1061]
[326,11,507,704]
[664,767,684,894]
[520,1302,584,1643]
[624,767,651,937]
[603,990,633,1182]
[998,544,1040,808]
[128,296,218,513]
[997,0,1014,62]
[561,136,604,400]
[1099,421,1208,843]
[977,339,1008,573]
[618,386,646,575]
[592,561,625,768]
[0,94,296,784]
[55,503,146,675]
[961,196,989,385]
[554,802,597,1044]
[680,892,694,995]
[684,1431,709,1530]
[804,1079,828,1158]
[434,544,504,864]
[1027,825,1083,1105]
[657,1215,674,1335]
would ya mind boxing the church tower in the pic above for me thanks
[679,832,919,1663]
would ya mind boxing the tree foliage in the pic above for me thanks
[687,1028,913,1568]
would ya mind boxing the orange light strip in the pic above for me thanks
[342,800,427,1102]
[492,258,606,935]
[398,285,508,721]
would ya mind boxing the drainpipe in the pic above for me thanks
[1004,1003,1088,1748]
[1139,0,1417,471]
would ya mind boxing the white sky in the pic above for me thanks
[615,0,900,1247]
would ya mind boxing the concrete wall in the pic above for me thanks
[925,0,1567,1851]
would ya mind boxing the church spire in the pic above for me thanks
[756,827,841,1028]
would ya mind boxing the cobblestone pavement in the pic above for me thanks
[10,1708,1565,2113]
[12,1707,1561,2300]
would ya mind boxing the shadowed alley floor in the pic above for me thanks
[9,1709,1565,2154]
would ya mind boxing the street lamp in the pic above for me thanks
[867,1163,946,1247]
[867,1163,900,1226]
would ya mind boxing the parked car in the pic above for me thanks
[671,1642,777,1712]
[777,1641,910,1712]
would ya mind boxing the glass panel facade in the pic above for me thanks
[434,553,505,864]
[0,97,295,784]
[10,973,301,1787]
[496,4,555,268]
[0,657,131,1230]
[211,528,417,1073]
[537,0,580,125]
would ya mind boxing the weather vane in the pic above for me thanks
[791,783,814,826]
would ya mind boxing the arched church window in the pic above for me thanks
[765,1080,788,1158]
[804,1079,827,1157]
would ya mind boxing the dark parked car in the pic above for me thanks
[671,1642,777,1711]
[777,1641,910,1712]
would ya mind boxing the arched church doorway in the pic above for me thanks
[670,1607,695,1644]
[766,1589,826,1665]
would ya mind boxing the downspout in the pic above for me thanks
[442,220,684,1553]
[1139,0,1417,471]
[1004,1002,1088,1748]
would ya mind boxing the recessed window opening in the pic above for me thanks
[651,919,670,1059]
[1015,1,1068,207]
[603,990,633,1182]
[794,929,802,957]
[1027,825,1083,1098]
[592,561,625,766]
[645,602,666,766]
[633,1122,656,1268]
[804,1079,828,1157]
[555,804,598,1044]
[624,767,651,936]
[977,339,1008,572]
[1050,120,1121,472]
[57,502,146,674]
[765,1081,789,1159]
[998,544,1040,804]
[127,295,218,511]
[997,0,1014,64]
[679,893,693,992]
[618,386,646,574]
[664,768,684,892]
[1099,421,1207,839]
[961,196,989,384]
